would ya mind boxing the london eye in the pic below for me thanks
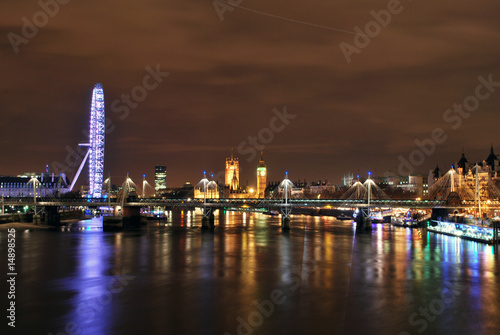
[88,83,105,198]
[68,83,105,198]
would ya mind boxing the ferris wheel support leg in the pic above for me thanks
[69,148,90,191]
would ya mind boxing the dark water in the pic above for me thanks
[1,211,499,335]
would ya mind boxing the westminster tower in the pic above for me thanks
[256,151,267,198]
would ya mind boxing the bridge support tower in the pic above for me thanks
[280,172,293,231]
[42,206,60,226]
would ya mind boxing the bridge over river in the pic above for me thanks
[3,196,448,209]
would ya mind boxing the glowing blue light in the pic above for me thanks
[203,171,206,174]
[143,174,146,178]
[88,83,105,198]
[368,171,371,176]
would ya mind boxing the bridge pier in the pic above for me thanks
[218,209,225,225]
[202,214,214,229]
[121,206,141,229]
[33,214,41,225]
[42,206,60,226]
[356,207,372,231]
[201,216,209,229]
[202,207,214,229]
[104,205,141,230]
[493,220,499,244]
[281,216,290,230]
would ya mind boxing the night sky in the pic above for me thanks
[2,1,500,188]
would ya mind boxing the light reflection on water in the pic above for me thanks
[0,212,499,335]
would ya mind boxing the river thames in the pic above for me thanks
[1,211,499,335]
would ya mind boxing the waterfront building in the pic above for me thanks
[397,175,428,197]
[154,165,167,194]
[455,147,500,178]
[256,152,266,199]
[306,180,336,197]
[0,172,70,197]
[170,182,194,198]
[427,147,500,201]
[374,174,428,198]
[194,178,220,199]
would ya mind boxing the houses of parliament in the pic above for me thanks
[193,150,267,199]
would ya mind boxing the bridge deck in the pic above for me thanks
[2,197,448,209]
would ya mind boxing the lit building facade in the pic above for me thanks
[225,151,239,191]
[0,173,70,197]
[154,165,167,194]
[194,180,220,199]
[374,174,428,198]
[256,152,266,198]
[306,180,336,195]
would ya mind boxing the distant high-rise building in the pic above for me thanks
[154,165,167,194]
[256,152,267,198]
[342,172,354,186]
[225,150,239,191]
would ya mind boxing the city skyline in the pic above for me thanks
[2,1,500,187]
[3,144,499,190]
[3,3,500,335]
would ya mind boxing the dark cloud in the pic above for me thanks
[1,0,500,187]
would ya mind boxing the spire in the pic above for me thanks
[231,147,234,160]
[433,165,440,179]
[458,152,468,165]
[486,143,498,169]
[457,151,469,175]
[258,151,266,168]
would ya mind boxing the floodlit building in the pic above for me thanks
[256,152,267,198]
[225,150,239,192]
[194,180,220,199]
[0,172,70,197]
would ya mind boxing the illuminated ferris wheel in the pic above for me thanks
[69,83,105,198]
[88,83,105,198]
